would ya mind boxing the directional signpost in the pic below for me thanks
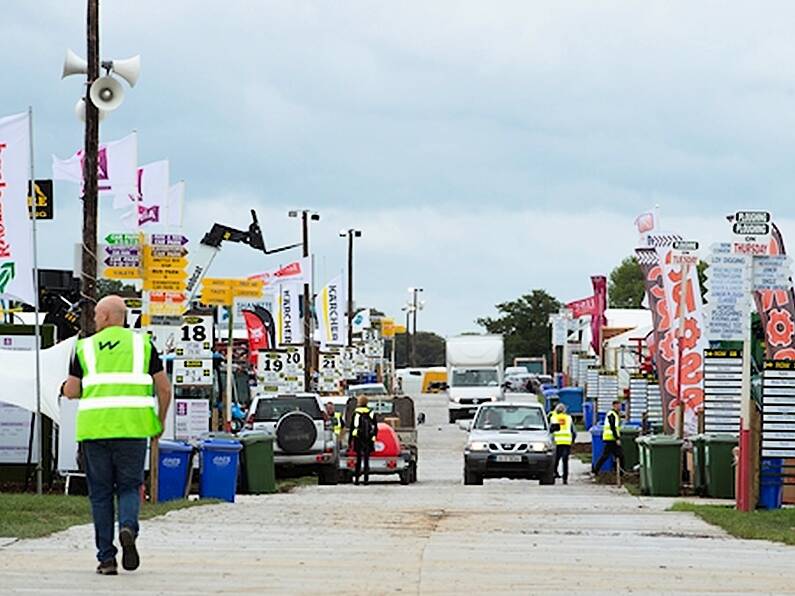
[100,233,144,280]
[704,242,752,342]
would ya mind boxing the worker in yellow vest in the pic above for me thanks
[549,403,576,484]
[63,296,172,576]
[593,400,625,475]
[325,401,345,444]
[350,396,378,485]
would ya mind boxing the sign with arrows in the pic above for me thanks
[200,278,264,305]
[752,255,792,291]
[151,234,188,246]
[106,233,142,246]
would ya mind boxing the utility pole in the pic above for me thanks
[80,0,100,335]
[340,229,362,347]
[409,287,423,367]
[402,306,411,368]
[289,209,319,391]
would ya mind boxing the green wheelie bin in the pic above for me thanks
[691,434,707,496]
[646,436,683,496]
[239,431,276,494]
[703,434,737,499]
[621,427,641,472]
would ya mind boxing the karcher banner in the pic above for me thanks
[316,275,345,349]
[277,282,303,346]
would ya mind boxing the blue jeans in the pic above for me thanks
[82,439,147,563]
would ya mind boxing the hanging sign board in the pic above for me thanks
[257,349,305,394]
[174,398,210,441]
[176,315,213,358]
[732,211,772,256]
[703,349,742,435]
[173,359,213,385]
[762,360,795,457]
[318,351,343,393]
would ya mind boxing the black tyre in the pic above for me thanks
[399,469,411,485]
[409,462,418,484]
[276,412,317,454]
[448,410,457,424]
[464,466,483,485]
[540,464,556,485]
[318,464,338,485]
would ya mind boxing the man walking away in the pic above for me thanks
[592,400,625,475]
[549,403,576,484]
[350,396,377,485]
[63,295,171,575]
[326,401,344,445]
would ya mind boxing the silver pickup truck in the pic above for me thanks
[463,401,556,485]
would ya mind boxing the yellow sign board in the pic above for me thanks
[148,302,185,316]
[145,267,188,281]
[200,286,233,306]
[143,278,185,292]
[381,318,395,338]
[103,267,141,280]
[143,255,188,269]
[201,277,264,299]
[393,324,407,334]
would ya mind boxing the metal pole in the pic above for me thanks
[411,289,418,367]
[302,211,311,391]
[738,255,754,511]
[404,309,410,368]
[80,0,100,335]
[225,304,233,432]
[28,107,44,494]
[347,231,354,347]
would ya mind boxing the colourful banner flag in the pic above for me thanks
[52,131,137,197]
[566,295,596,318]
[249,256,312,287]
[590,276,607,355]
[118,160,170,228]
[316,275,345,348]
[0,112,35,306]
[276,283,303,346]
[754,224,795,360]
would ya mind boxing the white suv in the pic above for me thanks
[246,393,338,485]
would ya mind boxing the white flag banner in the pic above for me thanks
[277,282,304,346]
[316,274,345,348]
[352,309,371,332]
[249,256,312,287]
[0,112,35,306]
[166,181,185,229]
[118,160,170,228]
[52,131,138,197]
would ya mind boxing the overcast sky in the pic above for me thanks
[4,1,795,334]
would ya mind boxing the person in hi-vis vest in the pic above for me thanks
[549,403,576,484]
[592,400,625,475]
[63,295,172,576]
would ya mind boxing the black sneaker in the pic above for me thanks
[119,527,139,571]
[96,558,118,575]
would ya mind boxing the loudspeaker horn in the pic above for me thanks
[89,76,124,111]
[74,98,107,123]
[111,55,141,87]
[62,48,88,79]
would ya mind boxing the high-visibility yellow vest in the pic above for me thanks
[75,326,161,441]
[603,410,622,442]
[550,413,573,445]
[332,412,343,435]
[351,406,375,440]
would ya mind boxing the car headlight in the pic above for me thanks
[467,441,489,451]
[530,442,552,452]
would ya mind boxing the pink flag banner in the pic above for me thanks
[754,225,795,360]
[52,132,137,197]
[590,276,607,355]
[567,295,596,318]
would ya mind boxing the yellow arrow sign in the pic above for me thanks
[145,268,188,281]
[103,267,141,280]
[200,286,233,306]
[147,302,186,316]
[143,278,185,291]
[144,255,188,269]
[201,278,263,298]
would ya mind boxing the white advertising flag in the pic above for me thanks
[52,131,138,197]
[249,256,312,287]
[352,309,371,332]
[277,283,304,346]
[316,275,345,348]
[0,112,35,306]
[118,160,170,228]
[166,181,185,229]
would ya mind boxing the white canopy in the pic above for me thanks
[0,336,76,424]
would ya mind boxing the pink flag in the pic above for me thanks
[119,160,170,228]
[635,212,655,234]
[567,295,596,318]
[590,276,607,355]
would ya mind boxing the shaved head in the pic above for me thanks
[94,295,127,331]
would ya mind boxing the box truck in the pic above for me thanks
[446,334,504,423]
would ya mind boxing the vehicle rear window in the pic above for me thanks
[254,398,322,421]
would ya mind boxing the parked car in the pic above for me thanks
[346,382,389,398]
[463,402,556,486]
[246,393,338,484]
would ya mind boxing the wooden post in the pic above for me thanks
[149,438,159,504]
[80,0,100,334]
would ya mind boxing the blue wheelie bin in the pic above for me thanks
[199,438,243,503]
[157,440,194,502]
[591,425,613,472]
[759,458,784,510]
[583,401,595,431]
[558,387,584,416]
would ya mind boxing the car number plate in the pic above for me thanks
[495,455,522,463]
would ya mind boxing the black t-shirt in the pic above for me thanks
[69,338,164,378]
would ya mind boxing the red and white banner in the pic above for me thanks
[566,295,596,318]
[0,112,35,306]
[657,246,707,434]
[754,225,795,360]
[52,131,138,197]
[249,257,312,287]
[243,308,271,365]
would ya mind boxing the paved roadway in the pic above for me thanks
[2,393,795,595]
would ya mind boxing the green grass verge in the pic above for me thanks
[276,476,317,493]
[0,493,215,540]
[671,502,795,546]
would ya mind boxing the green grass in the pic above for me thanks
[0,493,215,539]
[276,476,317,493]
[671,502,795,546]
